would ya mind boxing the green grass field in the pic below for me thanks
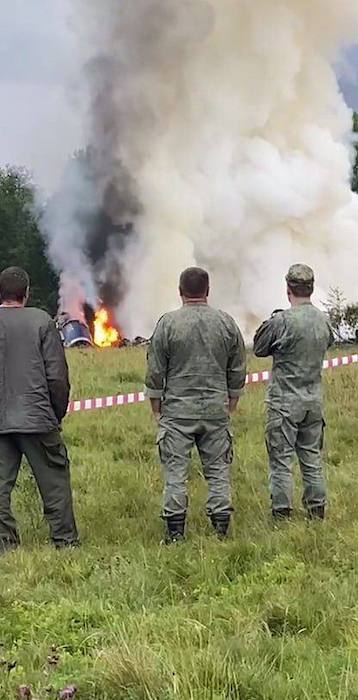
[1,347,358,699]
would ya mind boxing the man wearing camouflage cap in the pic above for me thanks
[253,264,334,520]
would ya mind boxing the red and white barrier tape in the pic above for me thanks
[66,353,358,415]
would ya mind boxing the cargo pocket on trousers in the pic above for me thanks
[265,417,283,456]
[156,428,167,463]
[41,431,69,469]
[320,418,326,451]
[225,428,234,465]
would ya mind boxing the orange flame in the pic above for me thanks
[93,308,119,348]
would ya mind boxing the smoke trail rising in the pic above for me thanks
[45,0,358,334]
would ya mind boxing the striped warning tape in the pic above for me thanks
[66,353,358,414]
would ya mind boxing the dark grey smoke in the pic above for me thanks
[42,29,142,319]
[42,143,138,314]
[82,54,139,308]
[68,144,139,309]
[41,0,213,318]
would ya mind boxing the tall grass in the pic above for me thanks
[0,348,357,699]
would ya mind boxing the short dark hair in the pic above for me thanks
[287,282,313,298]
[0,267,30,303]
[179,267,209,298]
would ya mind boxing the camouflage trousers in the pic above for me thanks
[266,403,327,512]
[157,418,234,519]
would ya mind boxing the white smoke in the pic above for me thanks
[50,1,358,335]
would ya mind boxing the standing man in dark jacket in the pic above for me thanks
[0,267,79,552]
[146,267,246,543]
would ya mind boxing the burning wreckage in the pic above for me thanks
[55,310,149,349]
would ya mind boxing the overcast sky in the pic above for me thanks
[0,0,84,191]
[339,46,358,111]
[0,1,357,192]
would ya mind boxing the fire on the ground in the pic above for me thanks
[55,310,148,349]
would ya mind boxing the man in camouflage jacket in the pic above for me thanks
[146,267,246,542]
[254,264,334,520]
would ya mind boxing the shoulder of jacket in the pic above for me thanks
[314,306,330,322]
[255,311,286,337]
[216,308,238,326]
[155,311,177,326]
[275,308,294,325]
[270,308,285,318]
[27,308,52,324]
[217,308,231,320]
[150,311,175,339]
[264,309,288,326]
[215,310,245,342]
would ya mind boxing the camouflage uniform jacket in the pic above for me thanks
[253,303,334,407]
[145,303,246,419]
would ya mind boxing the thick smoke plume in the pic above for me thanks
[45,0,358,335]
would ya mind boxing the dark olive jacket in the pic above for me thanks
[0,307,70,433]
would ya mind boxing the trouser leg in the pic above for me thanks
[296,411,327,512]
[16,431,79,547]
[266,411,297,513]
[157,421,195,520]
[196,420,233,520]
[0,435,22,546]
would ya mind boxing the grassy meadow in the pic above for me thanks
[1,347,358,699]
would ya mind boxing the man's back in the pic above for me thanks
[0,307,70,433]
[0,267,78,550]
[254,303,333,402]
[253,265,332,520]
[146,303,246,419]
[146,266,247,542]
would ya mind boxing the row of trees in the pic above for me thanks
[0,115,357,316]
[0,168,58,313]
[353,111,358,194]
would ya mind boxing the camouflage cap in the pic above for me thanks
[286,264,314,286]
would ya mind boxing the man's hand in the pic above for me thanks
[229,397,239,415]
[150,398,162,424]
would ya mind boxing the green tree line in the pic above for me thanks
[0,113,357,314]
[353,111,358,194]
[0,167,58,313]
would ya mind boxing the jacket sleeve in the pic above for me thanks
[253,314,283,357]
[41,319,70,421]
[227,324,247,398]
[145,317,169,399]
